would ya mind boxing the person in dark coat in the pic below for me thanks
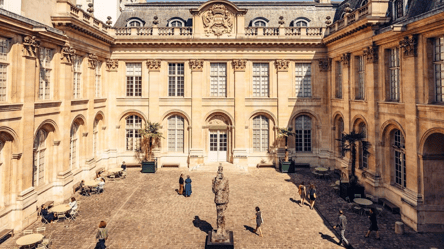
[251,206,263,237]
[121,161,127,171]
[178,174,184,195]
[365,208,380,240]
[41,204,56,223]
[184,175,192,197]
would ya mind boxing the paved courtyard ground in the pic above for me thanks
[1,166,443,249]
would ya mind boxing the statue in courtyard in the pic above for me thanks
[212,165,229,242]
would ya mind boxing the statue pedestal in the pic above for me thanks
[206,230,234,249]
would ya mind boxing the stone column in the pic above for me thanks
[105,59,119,167]
[340,53,351,133]
[147,60,161,122]
[276,59,291,127]
[189,60,204,166]
[232,60,248,164]
[86,53,98,165]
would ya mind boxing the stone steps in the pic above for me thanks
[190,162,248,173]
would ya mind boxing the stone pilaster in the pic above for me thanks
[275,59,290,127]
[232,60,248,164]
[147,60,161,122]
[189,60,204,166]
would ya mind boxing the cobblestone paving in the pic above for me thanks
[1,167,443,249]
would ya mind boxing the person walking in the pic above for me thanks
[365,208,380,240]
[69,197,78,216]
[184,175,192,197]
[178,174,184,195]
[96,221,109,249]
[121,161,127,171]
[298,181,307,207]
[251,206,263,237]
[309,183,317,210]
[333,210,349,247]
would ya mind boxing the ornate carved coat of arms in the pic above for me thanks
[202,4,233,37]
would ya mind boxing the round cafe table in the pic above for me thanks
[315,167,328,172]
[108,168,122,174]
[51,204,71,214]
[85,180,99,187]
[354,198,373,206]
[16,233,44,247]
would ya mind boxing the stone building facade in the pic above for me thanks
[0,0,443,233]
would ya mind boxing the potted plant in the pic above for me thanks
[139,121,164,173]
[277,127,295,173]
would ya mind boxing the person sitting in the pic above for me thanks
[41,204,56,223]
[95,173,105,182]
[96,178,105,194]
[69,197,78,216]
[80,180,90,196]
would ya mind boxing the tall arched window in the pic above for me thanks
[253,115,269,152]
[392,129,406,187]
[126,115,142,151]
[168,115,184,152]
[359,123,368,169]
[70,123,79,170]
[337,117,344,157]
[295,115,312,152]
[33,130,47,186]
[93,119,98,157]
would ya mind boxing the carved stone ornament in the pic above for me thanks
[88,53,99,69]
[189,59,204,71]
[399,35,417,57]
[318,58,332,72]
[61,42,76,64]
[275,59,290,71]
[278,16,285,26]
[325,16,332,25]
[106,16,113,26]
[202,4,234,37]
[22,36,40,57]
[153,16,159,26]
[87,3,94,14]
[106,59,118,70]
[209,115,228,126]
[231,60,246,71]
[146,59,161,71]
[363,43,378,63]
[341,53,351,67]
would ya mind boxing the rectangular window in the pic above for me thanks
[355,56,365,100]
[168,115,184,152]
[126,63,142,97]
[0,0,4,9]
[253,116,269,152]
[389,48,400,101]
[210,63,227,97]
[0,38,9,62]
[295,63,312,97]
[435,37,444,102]
[336,61,342,98]
[253,63,269,97]
[0,64,6,102]
[39,48,53,100]
[395,0,404,19]
[168,63,184,97]
[73,55,82,99]
[95,61,102,98]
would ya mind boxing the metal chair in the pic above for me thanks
[68,209,78,221]
[41,232,52,248]
[36,227,46,234]
[41,215,50,224]
[36,243,48,249]
[22,230,33,235]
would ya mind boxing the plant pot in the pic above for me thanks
[280,160,291,173]
[141,161,156,173]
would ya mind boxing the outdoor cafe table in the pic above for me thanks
[354,198,373,206]
[315,167,328,172]
[16,233,44,247]
[85,180,99,187]
[51,204,71,214]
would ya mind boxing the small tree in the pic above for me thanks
[139,122,164,162]
[337,131,371,185]
[277,127,295,162]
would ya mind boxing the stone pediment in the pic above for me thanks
[190,0,247,38]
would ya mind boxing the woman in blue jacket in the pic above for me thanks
[185,175,192,197]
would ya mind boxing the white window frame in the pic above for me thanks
[70,123,79,170]
[39,47,53,100]
[0,0,4,9]
[356,56,365,100]
[336,61,342,98]
[169,19,184,27]
[389,48,400,101]
[295,115,312,152]
[295,63,312,98]
[210,63,227,97]
[126,63,142,97]
[95,61,102,98]
[168,63,185,97]
[293,20,308,27]
[126,115,142,151]
[253,115,269,152]
[0,37,9,102]
[434,36,444,102]
[252,19,267,27]
[127,19,143,27]
[73,55,82,99]
[253,63,269,97]
[33,130,46,187]
[168,115,184,152]
[393,129,406,188]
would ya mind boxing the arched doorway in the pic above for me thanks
[206,114,232,162]
[422,133,444,206]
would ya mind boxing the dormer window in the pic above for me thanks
[126,18,144,27]
[169,19,184,27]
[250,17,269,27]
[291,18,310,27]
[360,0,368,7]
[394,0,404,19]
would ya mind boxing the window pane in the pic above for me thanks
[295,115,312,152]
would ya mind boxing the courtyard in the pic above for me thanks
[1,166,443,249]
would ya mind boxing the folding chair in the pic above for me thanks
[41,216,50,225]
[376,203,385,217]
[36,227,46,234]
[108,174,115,181]
[23,230,33,235]
[68,209,78,221]
[41,232,52,248]
[36,243,47,249]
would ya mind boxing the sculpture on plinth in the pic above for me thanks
[212,165,229,242]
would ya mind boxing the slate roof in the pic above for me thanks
[114,1,341,28]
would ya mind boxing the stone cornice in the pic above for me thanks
[113,40,324,47]
[52,16,115,44]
